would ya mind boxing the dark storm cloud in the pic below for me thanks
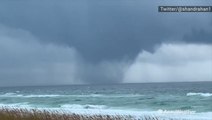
[0,24,128,86]
[0,25,82,86]
[183,29,212,43]
[0,0,212,86]
[0,0,211,62]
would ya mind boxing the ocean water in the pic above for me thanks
[0,82,212,120]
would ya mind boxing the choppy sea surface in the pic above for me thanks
[0,82,212,120]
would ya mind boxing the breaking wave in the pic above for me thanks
[0,103,31,108]
[60,104,108,109]
[0,93,143,98]
[0,93,61,98]
[186,92,212,97]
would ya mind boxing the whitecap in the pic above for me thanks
[0,93,61,98]
[24,95,61,98]
[157,109,196,114]
[0,102,31,109]
[60,104,108,109]
[0,92,23,97]
[187,92,212,97]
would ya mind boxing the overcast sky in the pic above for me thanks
[0,0,212,86]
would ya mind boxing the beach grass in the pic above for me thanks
[0,108,160,120]
[1,108,121,120]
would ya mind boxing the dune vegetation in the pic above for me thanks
[0,108,121,120]
[0,108,161,120]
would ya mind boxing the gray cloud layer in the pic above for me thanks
[0,0,212,86]
[0,25,130,86]
[0,25,81,86]
[0,25,211,86]
[0,0,211,62]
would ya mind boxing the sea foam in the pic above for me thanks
[0,93,62,98]
[0,93,143,98]
[61,104,108,109]
[187,92,212,97]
